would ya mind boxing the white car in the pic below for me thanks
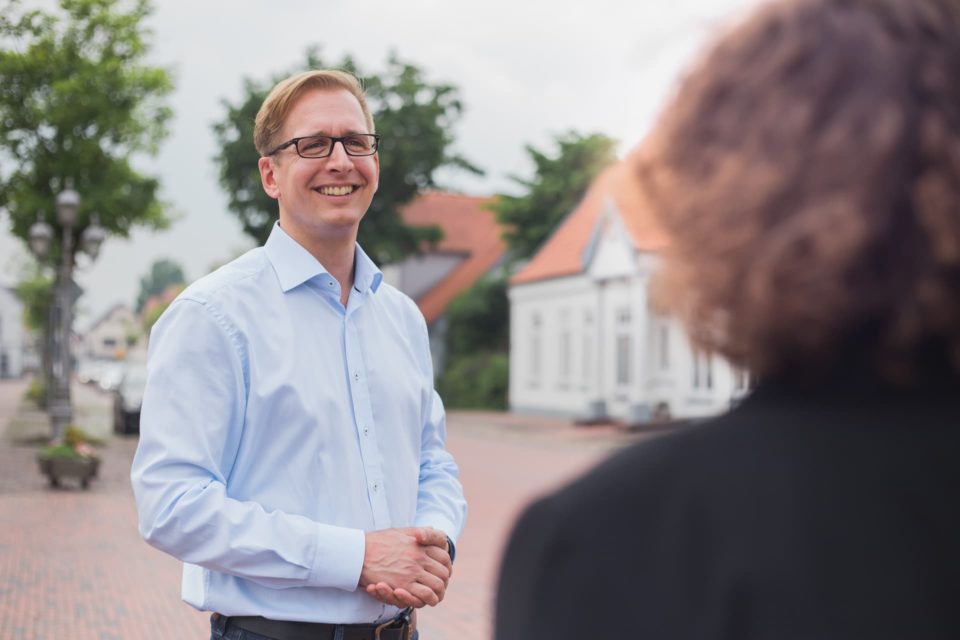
[113,362,147,434]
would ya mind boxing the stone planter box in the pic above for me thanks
[36,455,100,489]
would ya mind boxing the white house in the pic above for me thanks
[508,157,749,423]
[381,191,506,374]
[79,303,138,361]
[0,285,27,378]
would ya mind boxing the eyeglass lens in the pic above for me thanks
[298,135,377,157]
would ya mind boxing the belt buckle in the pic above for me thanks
[374,608,411,640]
[374,618,396,640]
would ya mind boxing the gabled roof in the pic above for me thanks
[84,303,134,333]
[510,149,667,286]
[399,191,506,325]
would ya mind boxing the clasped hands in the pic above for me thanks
[359,527,452,608]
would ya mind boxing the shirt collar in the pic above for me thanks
[264,222,383,294]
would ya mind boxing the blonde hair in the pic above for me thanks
[253,69,375,156]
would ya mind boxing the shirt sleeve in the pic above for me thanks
[130,297,365,592]
[408,304,468,542]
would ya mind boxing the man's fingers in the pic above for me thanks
[366,583,400,607]
[414,527,448,548]
[422,554,451,583]
[414,571,446,601]
[367,582,427,609]
[393,587,429,609]
[425,545,453,573]
[406,581,441,607]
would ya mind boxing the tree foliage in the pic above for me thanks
[437,274,510,409]
[15,273,53,331]
[135,258,185,312]
[444,275,509,363]
[438,352,508,411]
[0,0,174,263]
[491,131,617,261]
[212,49,481,264]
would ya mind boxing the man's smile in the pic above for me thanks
[314,184,359,197]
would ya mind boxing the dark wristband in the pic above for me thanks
[445,535,456,563]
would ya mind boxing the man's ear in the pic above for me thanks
[258,156,281,200]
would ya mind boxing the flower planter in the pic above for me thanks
[36,454,100,489]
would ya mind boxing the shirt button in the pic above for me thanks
[363,427,369,436]
[327,281,335,287]
[353,372,360,382]
[372,482,379,493]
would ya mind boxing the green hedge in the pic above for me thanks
[438,352,508,410]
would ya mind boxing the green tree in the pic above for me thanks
[213,50,481,265]
[444,275,509,363]
[135,258,185,312]
[437,274,510,410]
[14,273,53,332]
[491,131,617,261]
[0,0,175,257]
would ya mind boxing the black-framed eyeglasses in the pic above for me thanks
[266,134,381,159]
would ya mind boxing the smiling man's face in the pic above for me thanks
[259,88,379,247]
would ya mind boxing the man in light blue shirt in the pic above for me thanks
[131,69,466,640]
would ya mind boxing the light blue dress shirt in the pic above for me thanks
[131,223,467,624]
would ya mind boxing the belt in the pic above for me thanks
[213,611,412,640]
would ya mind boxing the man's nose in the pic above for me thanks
[325,140,352,169]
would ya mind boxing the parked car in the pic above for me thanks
[113,362,147,435]
[76,359,104,385]
[98,361,125,392]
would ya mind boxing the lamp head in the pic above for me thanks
[56,182,81,227]
[29,212,53,259]
[81,217,106,260]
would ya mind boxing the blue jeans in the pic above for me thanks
[210,614,420,640]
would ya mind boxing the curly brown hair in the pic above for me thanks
[638,0,960,383]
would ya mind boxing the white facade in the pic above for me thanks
[80,304,138,361]
[0,286,26,378]
[509,207,748,423]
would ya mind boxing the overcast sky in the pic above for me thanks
[1,0,759,330]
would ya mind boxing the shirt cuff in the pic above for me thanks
[308,524,366,591]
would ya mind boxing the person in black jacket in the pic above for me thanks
[495,0,960,638]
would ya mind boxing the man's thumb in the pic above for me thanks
[415,527,446,547]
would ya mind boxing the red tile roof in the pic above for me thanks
[510,149,668,286]
[399,191,506,325]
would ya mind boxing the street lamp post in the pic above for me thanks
[28,180,105,441]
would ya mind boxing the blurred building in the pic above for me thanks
[382,191,506,374]
[80,303,138,361]
[0,285,27,378]
[508,154,749,424]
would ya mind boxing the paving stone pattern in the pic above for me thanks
[0,379,655,639]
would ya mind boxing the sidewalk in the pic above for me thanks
[1,379,209,639]
[0,378,658,639]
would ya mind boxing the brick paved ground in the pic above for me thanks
[0,379,658,639]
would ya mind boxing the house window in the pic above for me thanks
[582,310,593,383]
[734,368,750,392]
[616,335,632,386]
[530,313,541,386]
[557,309,571,387]
[615,306,632,387]
[558,331,571,384]
[657,322,670,371]
[693,350,714,390]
